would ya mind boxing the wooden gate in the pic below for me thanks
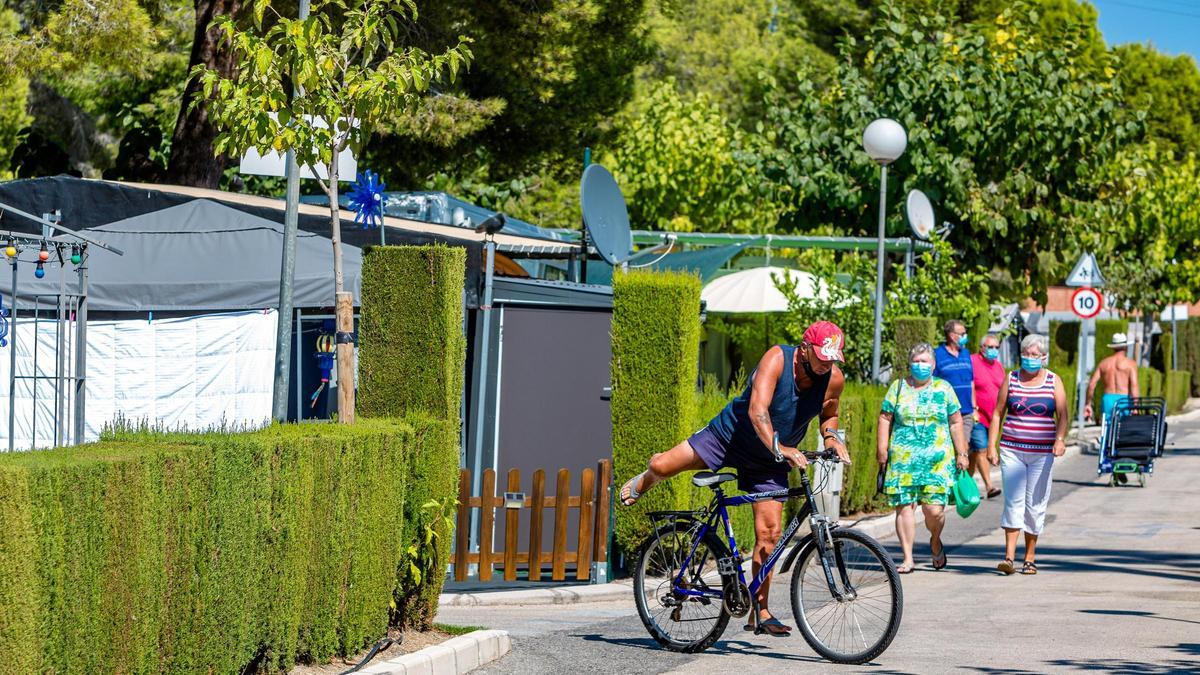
[454,460,612,582]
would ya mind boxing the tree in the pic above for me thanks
[166,0,247,187]
[198,0,471,422]
[780,238,990,382]
[605,82,779,233]
[1115,44,1200,161]
[757,3,1137,302]
[362,0,649,190]
[1084,146,1200,313]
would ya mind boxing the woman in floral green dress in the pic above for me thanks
[876,342,969,573]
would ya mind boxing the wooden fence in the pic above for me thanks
[454,460,612,582]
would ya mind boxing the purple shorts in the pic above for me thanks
[687,426,790,496]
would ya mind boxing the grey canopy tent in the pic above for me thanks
[11,199,361,311]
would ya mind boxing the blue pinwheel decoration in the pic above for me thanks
[0,296,8,348]
[347,170,386,229]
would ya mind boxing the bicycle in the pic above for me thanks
[632,440,903,664]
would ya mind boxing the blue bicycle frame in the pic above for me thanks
[665,468,834,603]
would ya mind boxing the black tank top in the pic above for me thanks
[708,344,830,454]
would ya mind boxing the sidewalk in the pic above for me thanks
[440,407,1200,608]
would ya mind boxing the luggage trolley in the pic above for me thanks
[1097,397,1167,487]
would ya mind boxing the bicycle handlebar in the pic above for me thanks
[772,432,843,464]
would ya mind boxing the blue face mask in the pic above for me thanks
[958,334,969,348]
[1021,356,1043,373]
[911,362,932,381]
[984,347,1000,361]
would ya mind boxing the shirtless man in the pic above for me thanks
[1083,332,1141,423]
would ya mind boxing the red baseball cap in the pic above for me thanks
[803,321,844,362]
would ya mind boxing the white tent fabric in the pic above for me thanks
[0,310,275,449]
[701,266,825,313]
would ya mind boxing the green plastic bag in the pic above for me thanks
[951,468,981,518]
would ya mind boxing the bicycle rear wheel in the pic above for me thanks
[634,521,731,653]
[790,527,902,664]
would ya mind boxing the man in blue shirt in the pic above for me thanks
[934,319,975,445]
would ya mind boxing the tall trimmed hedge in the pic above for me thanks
[0,418,455,673]
[1049,321,1080,371]
[1178,318,1200,396]
[837,383,888,515]
[1139,367,1164,399]
[1167,370,1191,413]
[357,244,465,629]
[359,244,467,422]
[893,317,937,373]
[611,270,702,554]
[1151,331,1174,373]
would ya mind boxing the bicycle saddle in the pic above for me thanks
[692,471,736,488]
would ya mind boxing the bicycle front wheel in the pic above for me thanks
[790,527,902,664]
[634,521,731,653]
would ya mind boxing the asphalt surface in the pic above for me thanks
[438,417,1200,673]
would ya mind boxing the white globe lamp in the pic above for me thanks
[862,118,907,165]
[862,117,907,383]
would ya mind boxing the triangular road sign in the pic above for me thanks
[1066,252,1105,288]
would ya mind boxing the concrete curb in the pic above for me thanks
[439,581,633,607]
[355,630,511,675]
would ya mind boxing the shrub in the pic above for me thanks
[1167,370,1192,413]
[1151,330,1173,373]
[837,383,889,515]
[1139,367,1164,399]
[1049,321,1080,371]
[893,317,937,374]
[611,270,702,555]
[1181,318,1200,396]
[357,244,465,629]
[358,244,466,423]
[0,418,454,673]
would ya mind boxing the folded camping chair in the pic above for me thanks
[1099,397,1166,487]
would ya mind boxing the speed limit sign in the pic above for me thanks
[1071,287,1103,319]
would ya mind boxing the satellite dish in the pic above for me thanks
[580,164,633,265]
[906,190,935,240]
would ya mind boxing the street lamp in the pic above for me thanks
[862,118,907,383]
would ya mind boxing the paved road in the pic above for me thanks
[438,418,1200,673]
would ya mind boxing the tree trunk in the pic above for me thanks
[165,0,245,187]
[329,156,355,423]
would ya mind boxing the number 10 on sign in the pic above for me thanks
[1071,287,1103,319]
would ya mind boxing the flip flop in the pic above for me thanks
[745,616,792,636]
[986,487,1002,499]
[895,563,915,575]
[1021,560,1038,575]
[997,558,1015,575]
[619,471,646,507]
[931,539,947,570]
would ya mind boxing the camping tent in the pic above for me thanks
[11,199,362,311]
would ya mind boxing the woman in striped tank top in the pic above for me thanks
[986,334,1069,576]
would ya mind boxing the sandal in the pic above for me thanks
[619,471,647,507]
[1021,560,1038,575]
[745,616,792,636]
[931,539,947,570]
[997,558,1015,575]
[986,487,1002,499]
[895,563,915,575]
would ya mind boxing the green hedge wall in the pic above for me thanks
[1151,331,1174,373]
[893,317,937,373]
[1049,321,1080,371]
[359,244,466,423]
[611,270,702,554]
[357,244,465,629]
[0,418,455,674]
[1059,369,1078,424]
[1179,318,1200,396]
[1167,370,1191,413]
[1140,367,1164,399]
[969,313,992,353]
[838,383,889,515]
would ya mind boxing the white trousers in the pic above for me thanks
[999,449,1055,535]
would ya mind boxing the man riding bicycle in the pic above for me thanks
[620,321,851,636]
